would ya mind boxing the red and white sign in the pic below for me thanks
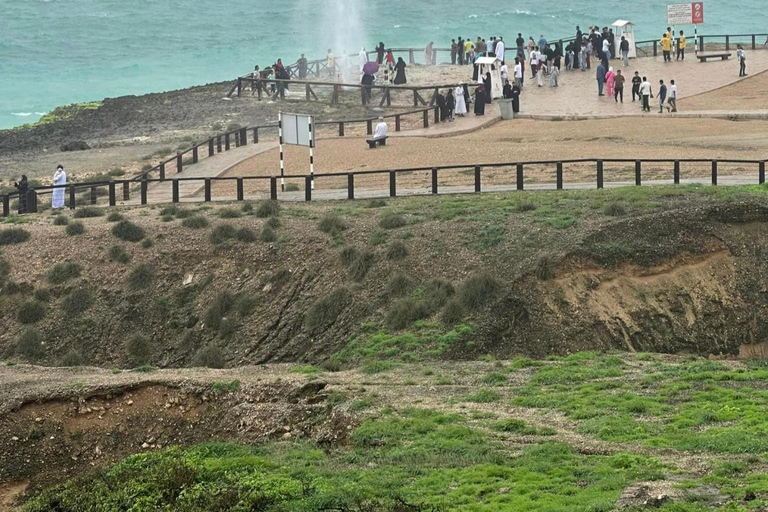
[667,2,705,25]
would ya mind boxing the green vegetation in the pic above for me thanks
[52,215,69,226]
[111,220,145,242]
[260,226,277,242]
[304,288,352,334]
[234,227,256,243]
[126,263,155,290]
[60,349,85,367]
[62,285,95,316]
[386,273,414,297]
[348,250,374,282]
[181,216,209,229]
[126,334,151,366]
[290,365,323,375]
[379,212,407,229]
[385,241,408,260]
[35,101,101,125]
[16,329,44,360]
[64,221,86,236]
[106,212,124,223]
[493,418,557,436]
[16,301,46,325]
[0,227,31,246]
[211,380,241,392]
[256,200,280,218]
[318,214,346,236]
[209,223,237,245]
[217,207,242,219]
[192,346,225,368]
[107,245,131,264]
[73,206,105,219]
[47,261,82,284]
[140,238,154,249]
[457,274,502,310]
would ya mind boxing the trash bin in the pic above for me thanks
[498,98,515,120]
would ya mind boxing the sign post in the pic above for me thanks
[278,112,316,192]
[667,2,704,54]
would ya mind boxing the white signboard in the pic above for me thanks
[667,2,704,25]
[281,113,314,147]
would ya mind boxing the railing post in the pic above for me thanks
[699,36,704,51]
[760,161,766,185]
[409,49,415,64]
[653,40,658,56]
[26,190,37,214]
[434,106,440,124]
[122,182,130,201]
[209,138,214,157]
[674,160,680,184]
[305,176,312,201]
[339,122,345,136]
[69,185,76,209]
[177,153,183,173]
[597,160,604,189]
[225,133,231,151]
[253,128,259,144]
[635,160,642,186]
[711,160,718,186]
[109,182,116,206]
[90,187,97,205]
[237,78,242,96]
[204,179,211,201]
[270,177,277,200]
[395,115,401,132]
[390,171,397,197]
[217,135,222,153]
[556,162,563,190]
[140,179,148,205]
[752,35,756,50]
[172,180,179,203]
[348,174,355,200]
[516,164,524,191]
[192,146,199,164]
[725,35,730,51]
[431,168,438,194]
[2,195,8,217]
[474,166,481,193]
[159,162,166,180]
[366,120,372,136]
[237,178,244,201]
[423,110,429,128]
[240,128,247,147]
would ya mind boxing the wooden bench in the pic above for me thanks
[697,53,732,62]
[366,137,388,149]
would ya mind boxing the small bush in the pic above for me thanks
[141,238,154,249]
[482,372,508,386]
[534,254,556,281]
[204,292,236,331]
[516,201,537,213]
[366,199,387,208]
[174,209,193,219]
[386,298,430,330]
[16,329,44,360]
[209,224,236,245]
[0,259,9,280]
[369,230,388,246]
[318,215,346,235]
[305,288,352,334]
[285,183,300,192]
[108,245,131,264]
[260,226,277,242]
[386,273,414,297]
[441,298,466,326]
[379,212,407,229]
[265,217,280,229]
[269,268,292,286]
[235,295,258,317]
[217,208,242,219]
[108,168,126,177]
[464,389,502,403]
[60,350,84,367]
[126,263,155,290]
[17,301,46,325]
[182,216,209,229]
[112,220,145,242]
[33,289,51,302]
[385,241,408,260]
[192,346,225,368]
[0,228,31,246]
[73,206,105,219]
[52,216,69,226]
[106,212,124,223]
[126,334,151,365]
[62,286,95,316]
[256,200,280,218]
[65,221,86,236]
[161,215,174,223]
[235,228,257,243]
[349,251,374,282]
[47,261,82,284]
[339,246,359,267]
[604,202,627,217]
[424,278,455,311]
[241,203,254,213]
[160,205,180,217]
[218,317,237,338]
[458,274,502,310]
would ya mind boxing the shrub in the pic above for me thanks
[65,221,86,236]
[0,228,31,246]
[516,201,537,213]
[160,205,179,217]
[141,238,154,249]
[33,289,51,302]
[256,200,280,218]
[464,389,502,403]
[386,273,414,297]
[108,168,126,177]
[369,230,388,246]
[204,292,236,331]
[235,228,256,243]
[209,224,236,245]
[161,215,174,223]
[108,245,131,264]
[269,268,292,286]
[235,294,258,317]
[259,226,277,242]
[62,286,95,316]
[0,259,9,281]
[60,350,84,367]
[16,329,44,360]
[385,241,408,260]
[339,246,359,267]
[219,317,236,338]
[424,278,455,311]
[174,209,193,219]
[126,264,155,290]
[305,288,352,334]
[366,199,387,208]
[112,220,145,242]
[386,298,430,330]
[265,217,280,229]
[534,254,556,281]
[192,346,225,368]
[73,206,105,218]
[457,274,502,310]
[349,251,374,282]
[379,212,407,229]
[106,212,124,223]
[285,183,300,192]
[604,202,627,217]
[217,208,242,219]
[318,215,345,235]
[17,301,46,325]
[181,216,209,229]
[441,298,466,327]
[52,216,69,226]
[47,261,82,284]
[241,202,254,213]
[126,334,151,365]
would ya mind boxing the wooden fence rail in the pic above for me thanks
[4,158,765,216]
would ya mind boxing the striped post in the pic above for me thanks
[279,112,285,191]
[308,117,315,191]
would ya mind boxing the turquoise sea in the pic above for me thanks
[0,0,763,129]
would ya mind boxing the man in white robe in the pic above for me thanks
[52,164,66,209]
[373,117,387,139]
[454,86,467,116]
[359,48,368,72]
[495,38,505,63]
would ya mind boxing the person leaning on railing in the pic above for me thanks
[14,175,29,214]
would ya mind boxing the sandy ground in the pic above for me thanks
[679,69,768,111]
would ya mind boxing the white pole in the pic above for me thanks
[308,116,315,190]
[278,111,285,192]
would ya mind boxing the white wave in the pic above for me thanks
[393,25,401,28]
[12,112,33,116]
[35,112,47,116]
[468,14,478,18]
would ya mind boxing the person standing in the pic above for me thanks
[657,80,667,113]
[451,39,458,65]
[602,37,611,62]
[609,29,616,58]
[474,84,486,115]
[457,37,465,65]
[376,43,386,64]
[527,36,535,58]
[385,49,395,71]
[446,88,455,121]
[516,33,525,58]
[511,83,521,113]
[14,175,29,214]
[660,33,672,62]
[326,49,335,77]
[530,47,539,79]
[359,47,368,72]
[605,67,615,97]
[737,46,747,76]
[495,37,505,62]
[596,62,607,96]
[483,72,493,103]
[465,38,473,65]
[425,42,434,65]
[614,70,625,103]
[394,57,407,84]
[677,31,686,60]
[297,54,308,79]
[667,79,678,112]
[550,62,560,87]
[52,165,66,209]
[454,84,467,116]
[514,57,523,89]
[538,34,547,52]
[361,73,374,104]
[580,42,588,72]
[575,26,583,68]
[641,76,653,112]
[620,36,630,66]
[631,71,642,101]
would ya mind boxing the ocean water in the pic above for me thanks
[0,0,763,129]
